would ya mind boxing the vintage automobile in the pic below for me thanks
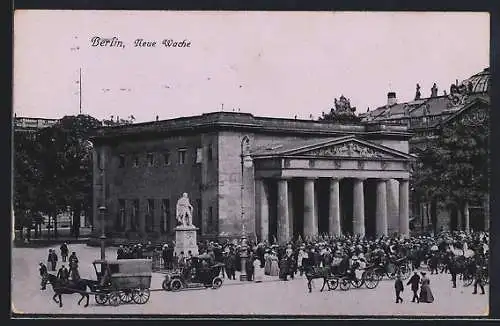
[162,255,224,291]
[92,259,152,305]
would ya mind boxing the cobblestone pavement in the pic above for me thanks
[12,244,489,316]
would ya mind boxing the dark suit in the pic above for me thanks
[395,279,404,303]
[407,274,421,302]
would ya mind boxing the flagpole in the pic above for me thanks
[79,68,82,114]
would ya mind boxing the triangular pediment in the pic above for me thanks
[284,137,413,160]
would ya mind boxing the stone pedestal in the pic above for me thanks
[174,225,199,256]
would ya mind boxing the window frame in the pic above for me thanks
[118,155,125,168]
[178,148,187,165]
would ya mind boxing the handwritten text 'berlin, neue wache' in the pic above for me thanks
[90,37,191,48]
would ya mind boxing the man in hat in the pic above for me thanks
[472,264,486,295]
[39,262,48,290]
[407,271,420,303]
[60,242,69,262]
[395,273,404,303]
[57,264,70,285]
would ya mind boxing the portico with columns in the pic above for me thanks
[252,136,412,243]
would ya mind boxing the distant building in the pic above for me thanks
[360,68,490,233]
[14,116,59,133]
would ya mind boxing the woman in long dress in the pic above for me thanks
[253,258,264,282]
[264,250,272,275]
[419,272,435,303]
[269,251,280,277]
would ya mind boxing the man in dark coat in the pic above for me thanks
[448,258,458,288]
[39,262,48,290]
[472,264,485,295]
[407,271,421,303]
[68,252,80,281]
[48,249,58,271]
[60,243,69,262]
[224,250,236,280]
[57,265,70,285]
[395,274,404,303]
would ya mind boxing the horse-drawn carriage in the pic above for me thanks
[161,255,224,291]
[92,259,152,306]
[326,265,380,291]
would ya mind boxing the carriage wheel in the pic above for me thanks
[364,274,380,289]
[132,289,150,304]
[95,293,108,305]
[119,290,133,303]
[327,277,339,290]
[162,280,171,291]
[170,279,183,292]
[108,292,121,306]
[339,278,351,291]
[212,277,223,289]
[351,278,363,288]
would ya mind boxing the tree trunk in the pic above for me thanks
[73,203,82,239]
[54,212,58,238]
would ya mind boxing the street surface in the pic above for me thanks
[12,244,488,316]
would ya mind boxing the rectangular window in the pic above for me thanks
[146,199,154,232]
[132,155,139,168]
[208,144,213,162]
[117,199,125,230]
[147,153,154,167]
[196,148,203,163]
[118,155,125,168]
[131,199,139,231]
[164,151,171,166]
[178,149,187,165]
[161,199,170,233]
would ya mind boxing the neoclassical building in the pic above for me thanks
[90,112,414,243]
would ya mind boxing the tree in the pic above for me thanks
[411,104,489,223]
[35,114,102,237]
[13,131,42,234]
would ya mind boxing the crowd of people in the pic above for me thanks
[38,230,489,302]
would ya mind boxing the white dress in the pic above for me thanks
[253,259,264,282]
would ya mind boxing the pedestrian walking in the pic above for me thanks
[57,265,70,285]
[48,249,58,271]
[407,271,420,303]
[472,264,486,295]
[419,272,434,303]
[253,257,264,282]
[60,242,69,262]
[39,262,48,290]
[395,274,404,303]
[68,251,80,281]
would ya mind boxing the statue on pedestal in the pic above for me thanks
[176,193,194,227]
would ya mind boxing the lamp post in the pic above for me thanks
[99,206,107,260]
[239,136,252,281]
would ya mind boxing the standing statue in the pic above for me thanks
[176,193,194,227]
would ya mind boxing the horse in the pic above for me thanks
[303,265,331,293]
[44,273,96,308]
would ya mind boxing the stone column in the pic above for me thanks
[256,179,269,242]
[457,207,462,231]
[376,179,388,237]
[329,178,341,237]
[304,178,317,239]
[353,178,365,237]
[484,193,490,231]
[398,179,410,237]
[287,182,294,240]
[277,179,290,244]
[464,201,470,233]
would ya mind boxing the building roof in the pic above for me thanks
[91,111,412,142]
[361,68,490,125]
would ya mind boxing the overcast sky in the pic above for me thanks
[14,11,489,123]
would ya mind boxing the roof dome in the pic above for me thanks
[460,67,490,93]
